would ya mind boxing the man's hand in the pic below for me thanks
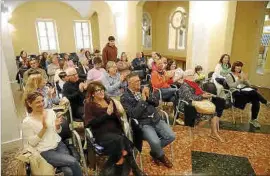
[142,86,150,100]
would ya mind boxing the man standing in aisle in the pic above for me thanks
[102,36,118,66]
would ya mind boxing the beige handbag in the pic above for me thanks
[192,100,216,114]
[16,146,55,176]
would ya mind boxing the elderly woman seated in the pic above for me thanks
[101,61,127,98]
[22,92,83,176]
[177,69,225,142]
[24,70,60,109]
[84,81,145,176]
[117,52,132,76]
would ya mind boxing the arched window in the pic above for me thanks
[168,7,187,50]
[142,12,152,49]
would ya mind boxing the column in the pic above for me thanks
[186,1,237,73]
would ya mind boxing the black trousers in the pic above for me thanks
[233,90,267,120]
[97,133,133,164]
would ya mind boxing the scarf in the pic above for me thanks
[184,79,204,95]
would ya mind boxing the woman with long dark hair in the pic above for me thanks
[84,81,145,176]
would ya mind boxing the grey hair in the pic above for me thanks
[106,61,116,71]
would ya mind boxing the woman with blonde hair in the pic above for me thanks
[116,52,132,75]
[24,70,60,109]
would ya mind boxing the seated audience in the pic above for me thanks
[121,73,175,168]
[54,59,65,84]
[85,50,94,69]
[117,52,132,76]
[151,59,178,102]
[63,68,87,120]
[213,54,232,95]
[102,61,127,98]
[87,56,106,82]
[23,58,48,84]
[77,59,89,81]
[226,61,270,128]
[57,72,67,92]
[132,52,148,71]
[19,50,30,68]
[151,53,162,72]
[39,52,48,71]
[84,81,145,176]
[147,52,158,70]
[161,57,168,70]
[78,48,87,64]
[63,53,75,69]
[178,69,225,142]
[24,70,60,109]
[47,54,60,83]
[194,65,206,86]
[22,92,83,176]
[166,60,184,87]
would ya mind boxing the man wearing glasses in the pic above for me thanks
[63,68,87,121]
[121,73,175,168]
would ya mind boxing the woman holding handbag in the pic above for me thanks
[177,69,225,142]
[22,92,83,176]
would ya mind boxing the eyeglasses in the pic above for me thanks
[95,88,105,93]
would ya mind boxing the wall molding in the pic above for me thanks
[1,138,23,153]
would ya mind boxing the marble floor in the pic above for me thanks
[2,84,270,175]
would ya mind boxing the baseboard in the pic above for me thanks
[1,138,23,153]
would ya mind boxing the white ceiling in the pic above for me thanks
[4,0,94,18]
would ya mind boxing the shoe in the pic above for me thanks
[150,152,161,166]
[249,119,261,128]
[176,119,185,125]
[158,155,173,168]
[126,155,147,176]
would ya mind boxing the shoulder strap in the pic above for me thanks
[229,73,235,82]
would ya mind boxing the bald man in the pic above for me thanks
[63,68,87,121]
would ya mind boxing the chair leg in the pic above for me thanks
[231,107,236,125]
[139,153,143,171]
[170,143,174,162]
[72,131,88,176]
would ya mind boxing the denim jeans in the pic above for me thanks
[141,120,175,158]
[41,141,83,176]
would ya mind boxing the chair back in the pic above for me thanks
[202,82,217,95]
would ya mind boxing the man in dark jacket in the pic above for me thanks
[63,68,87,121]
[102,36,118,66]
[120,72,175,168]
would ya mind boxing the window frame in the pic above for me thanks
[73,20,93,52]
[35,19,60,53]
[142,12,152,50]
[168,7,187,51]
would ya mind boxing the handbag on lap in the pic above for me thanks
[192,100,216,114]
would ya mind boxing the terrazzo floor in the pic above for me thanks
[2,84,270,175]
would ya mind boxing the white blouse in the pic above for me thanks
[22,109,62,152]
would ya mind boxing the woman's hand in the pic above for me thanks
[142,86,150,100]
[48,87,55,98]
[42,111,48,129]
[55,114,63,130]
[107,101,114,115]
[202,93,212,98]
